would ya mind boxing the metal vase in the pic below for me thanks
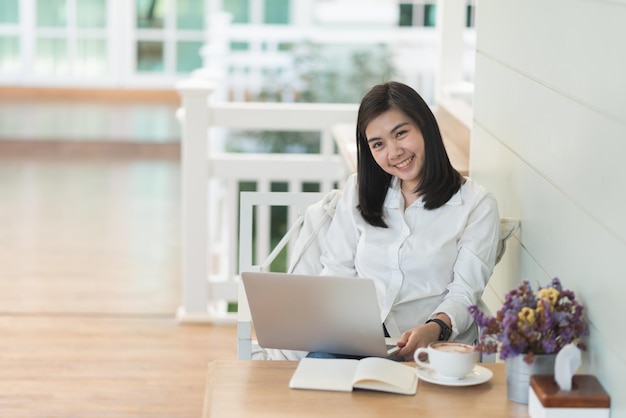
[505,354,556,404]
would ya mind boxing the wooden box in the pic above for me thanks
[529,374,610,418]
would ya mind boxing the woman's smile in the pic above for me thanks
[395,155,414,169]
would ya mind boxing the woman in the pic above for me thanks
[319,81,500,361]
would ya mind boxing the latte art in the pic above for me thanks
[433,343,475,354]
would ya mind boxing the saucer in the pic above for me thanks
[416,365,493,386]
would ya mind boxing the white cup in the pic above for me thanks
[414,342,479,379]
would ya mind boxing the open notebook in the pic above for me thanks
[289,357,417,395]
[241,272,399,357]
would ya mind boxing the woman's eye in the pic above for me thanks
[370,141,383,149]
[396,130,407,138]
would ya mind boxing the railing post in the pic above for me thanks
[176,77,215,322]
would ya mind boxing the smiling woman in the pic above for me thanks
[313,81,501,361]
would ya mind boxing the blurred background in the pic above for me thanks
[0,0,476,146]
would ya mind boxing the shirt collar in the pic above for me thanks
[385,176,464,209]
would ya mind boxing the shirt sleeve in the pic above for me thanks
[433,189,501,340]
[319,174,360,278]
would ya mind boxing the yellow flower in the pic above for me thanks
[539,287,559,307]
[517,307,535,327]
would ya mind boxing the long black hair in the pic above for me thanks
[356,81,462,227]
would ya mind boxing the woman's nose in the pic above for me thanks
[388,141,403,159]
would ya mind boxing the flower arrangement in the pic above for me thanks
[468,277,588,363]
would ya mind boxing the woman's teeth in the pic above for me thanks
[396,156,414,169]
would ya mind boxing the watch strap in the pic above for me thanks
[425,318,451,341]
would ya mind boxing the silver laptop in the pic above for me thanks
[241,271,399,357]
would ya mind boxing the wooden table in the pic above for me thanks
[203,361,529,418]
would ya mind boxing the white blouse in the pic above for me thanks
[320,173,500,342]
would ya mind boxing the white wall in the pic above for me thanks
[470,0,626,414]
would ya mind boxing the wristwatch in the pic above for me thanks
[425,318,451,341]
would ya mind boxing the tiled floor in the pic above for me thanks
[0,96,239,417]
[0,128,237,416]
[0,155,182,314]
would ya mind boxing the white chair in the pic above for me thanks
[237,188,520,360]
[237,190,330,360]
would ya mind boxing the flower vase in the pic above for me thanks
[505,354,556,404]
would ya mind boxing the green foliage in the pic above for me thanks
[225,42,396,154]
[293,41,397,103]
[224,130,321,154]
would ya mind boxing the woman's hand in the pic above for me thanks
[394,314,452,361]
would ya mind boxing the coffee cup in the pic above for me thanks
[413,342,479,379]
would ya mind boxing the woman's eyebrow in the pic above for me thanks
[366,122,410,143]
[390,122,410,133]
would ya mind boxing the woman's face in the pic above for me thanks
[364,108,425,189]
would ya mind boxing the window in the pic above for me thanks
[466,4,475,28]
[176,40,203,73]
[264,0,289,25]
[77,0,107,28]
[423,4,436,27]
[397,2,436,28]
[277,42,292,52]
[135,0,206,75]
[34,38,68,75]
[398,1,475,28]
[177,0,203,30]
[76,39,107,75]
[137,40,163,72]
[137,0,164,29]
[2,0,207,84]
[399,4,413,27]
[0,37,20,73]
[33,0,109,77]
[0,0,20,73]
[0,0,19,23]
[37,0,67,27]
[231,41,250,51]
[224,0,250,24]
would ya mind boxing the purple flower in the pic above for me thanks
[541,337,558,353]
[469,277,589,361]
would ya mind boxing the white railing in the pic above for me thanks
[175,76,358,322]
